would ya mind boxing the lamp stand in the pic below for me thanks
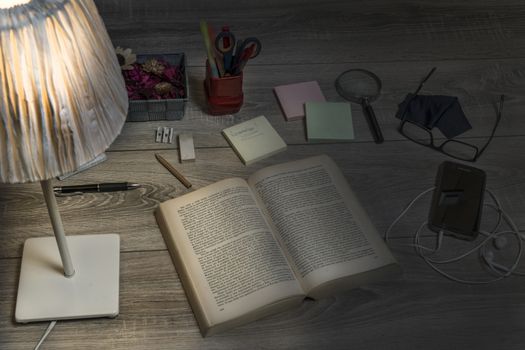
[15,179,120,323]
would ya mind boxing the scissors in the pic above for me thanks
[214,27,236,74]
[231,37,262,75]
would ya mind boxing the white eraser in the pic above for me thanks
[179,133,195,162]
[168,128,174,144]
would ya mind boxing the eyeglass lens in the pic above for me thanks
[400,121,432,146]
[440,140,478,161]
[401,121,480,161]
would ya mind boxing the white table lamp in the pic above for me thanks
[0,0,128,322]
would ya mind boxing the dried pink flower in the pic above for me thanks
[122,57,185,100]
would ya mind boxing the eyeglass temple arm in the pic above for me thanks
[475,95,505,160]
[413,67,437,95]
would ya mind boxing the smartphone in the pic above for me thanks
[428,161,486,240]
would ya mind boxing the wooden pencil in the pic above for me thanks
[155,153,192,189]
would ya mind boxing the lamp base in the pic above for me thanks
[15,234,120,323]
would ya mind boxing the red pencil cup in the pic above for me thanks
[204,60,243,115]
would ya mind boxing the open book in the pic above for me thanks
[155,155,399,336]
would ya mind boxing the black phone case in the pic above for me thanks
[428,161,486,240]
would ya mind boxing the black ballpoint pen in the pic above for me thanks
[53,182,141,195]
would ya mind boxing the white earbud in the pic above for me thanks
[483,250,511,274]
[493,236,508,250]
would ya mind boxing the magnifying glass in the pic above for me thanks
[335,69,384,144]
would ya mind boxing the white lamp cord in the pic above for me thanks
[385,187,524,284]
[34,320,57,350]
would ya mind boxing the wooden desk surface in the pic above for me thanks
[2,0,525,348]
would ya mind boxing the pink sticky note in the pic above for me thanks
[274,81,326,121]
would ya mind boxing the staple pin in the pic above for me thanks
[168,128,174,144]
[179,133,195,162]
[163,127,171,143]
[155,127,163,143]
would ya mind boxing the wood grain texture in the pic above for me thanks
[1,0,525,348]
[96,0,525,64]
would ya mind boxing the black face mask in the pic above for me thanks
[395,93,472,139]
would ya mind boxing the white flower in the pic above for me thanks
[115,47,136,70]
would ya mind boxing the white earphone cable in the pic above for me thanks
[385,187,523,284]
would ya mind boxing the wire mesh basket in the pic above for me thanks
[126,53,188,121]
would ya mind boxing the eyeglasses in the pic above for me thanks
[397,68,504,162]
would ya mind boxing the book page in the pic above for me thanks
[247,155,397,294]
[156,178,304,330]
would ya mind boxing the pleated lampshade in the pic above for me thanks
[0,0,128,184]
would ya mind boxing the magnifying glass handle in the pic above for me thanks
[361,98,384,144]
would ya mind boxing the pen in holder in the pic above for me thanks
[204,60,243,115]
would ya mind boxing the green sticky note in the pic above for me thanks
[305,102,354,142]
